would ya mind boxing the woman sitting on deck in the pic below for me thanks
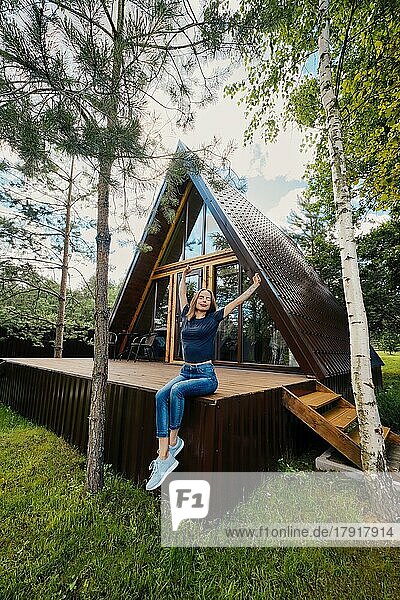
[146,265,261,490]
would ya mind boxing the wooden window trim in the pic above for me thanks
[152,248,236,278]
[165,273,175,362]
[125,183,192,337]
[201,202,207,255]
[238,264,243,363]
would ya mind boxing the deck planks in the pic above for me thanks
[5,358,308,400]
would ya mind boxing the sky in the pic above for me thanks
[0,61,314,290]
[0,0,388,293]
[0,0,317,289]
[106,64,313,287]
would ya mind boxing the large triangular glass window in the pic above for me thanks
[160,185,231,266]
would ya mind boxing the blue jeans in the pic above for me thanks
[155,363,219,438]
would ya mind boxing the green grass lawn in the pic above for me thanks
[379,351,400,379]
[377,352,400,432]
[1,403,400,600]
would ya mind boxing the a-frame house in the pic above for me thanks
[111,143,382,387]
[108,144,400,479]
[2,145,397,484]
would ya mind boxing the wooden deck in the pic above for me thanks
[4,358,309,400]
[0,358,315,482]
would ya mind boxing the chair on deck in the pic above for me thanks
[128,333,158,362]
[116,332,139,360]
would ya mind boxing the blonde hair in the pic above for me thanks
[187,288,217,320]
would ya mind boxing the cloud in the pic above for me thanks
[263,188,304,229]
[246,176,306,214]
[250,131,314,181]
[358,212,389,235]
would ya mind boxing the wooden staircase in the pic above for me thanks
[282,380,400,479]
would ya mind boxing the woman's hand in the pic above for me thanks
[222,272,262,318]
[183,264,192,276]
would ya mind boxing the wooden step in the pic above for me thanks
[283,381,400,473]
[348,426,390,445]
[324,406,357,429]
[299,391,340,409]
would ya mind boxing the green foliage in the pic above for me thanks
[378,332,400,355]
[376,352,400,433]
[287,77,322,129]
[337,5,400,210]
[377,382,400,434]
[0,0,237,282]
[201,0,234,54]
[0,163,95,264]
[285,195,344,303]
[357,219,400,341]
[229,0,400,213]
[0,0,236,369]
[0,265,120,345]
[226,0,320,144]
[0,264,59,344]
[0,1,232,171]
[1,402,400,599]
[277,449,319,472]
[286,195,400,340]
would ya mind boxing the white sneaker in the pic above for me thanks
[169,436,184,458]
[146,453,178,491]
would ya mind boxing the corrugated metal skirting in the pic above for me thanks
[0,362,316,484]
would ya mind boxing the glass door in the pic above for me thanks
[173,268,202,360]
[214,263,239,362]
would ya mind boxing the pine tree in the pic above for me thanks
[0,0,231,492]
[1,155,95,356]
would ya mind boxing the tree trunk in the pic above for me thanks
[86,0,125,493]
[54,157,74,358]
[86,159,112,493]
[318,0,398,519]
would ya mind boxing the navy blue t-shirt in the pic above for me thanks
[180,304,225,363]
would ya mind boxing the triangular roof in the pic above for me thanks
[110,144,382,379]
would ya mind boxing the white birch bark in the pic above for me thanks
[318,0,386,470]
[318,0,399,520]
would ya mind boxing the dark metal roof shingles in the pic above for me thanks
[200,169,351,376]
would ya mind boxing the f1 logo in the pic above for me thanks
[169,480,210,531]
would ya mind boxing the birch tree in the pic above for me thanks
[317,0,384,469]
[227,0,399,515]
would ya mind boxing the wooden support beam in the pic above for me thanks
[168,272,178,363]
[125,183,192,337]
[165,273,174,363]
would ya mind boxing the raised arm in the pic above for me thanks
[223,273,261,318]
[179,264,191,310]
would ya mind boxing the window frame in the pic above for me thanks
[130,252,302,372]
[127,183,301,370]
